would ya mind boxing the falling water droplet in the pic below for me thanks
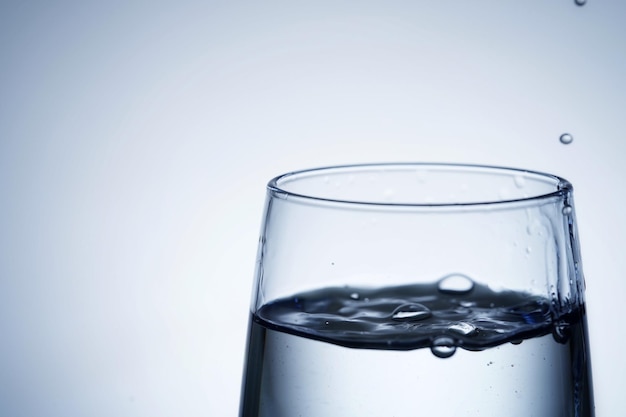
[431,337,457,358]
[574,0,586,6]
[391,303,432,321]
[562,205,573,215]
[559,133,573,145]
[438,274,475,294]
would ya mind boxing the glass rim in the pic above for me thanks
[267,162,572,208]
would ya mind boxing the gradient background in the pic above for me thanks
[1,1,624,416]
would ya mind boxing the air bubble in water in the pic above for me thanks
[431,337,457,358]
[391,303,431,321]
[350,292,360,300]
[438,273,474,294]
[562,205,573,215]
[559,133,573,145]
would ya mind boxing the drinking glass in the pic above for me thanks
[239,163,594,417]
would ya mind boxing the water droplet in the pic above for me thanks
[454,306,471,314]
[350,292,360,300]
[574,0,586,6]
[459,300,476,308]
[514,175,526,189]
[559,133,573,145]
[448,322,477,336]
[511,339,523,345]
[415,169,427,184]
[438,274,474,294]
[431,337,457,358]
[553,323,571,343]
[562,205,572,215]
[526,246,532,254]
[391,303,431,321]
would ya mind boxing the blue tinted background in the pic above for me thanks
[1,1,624,415]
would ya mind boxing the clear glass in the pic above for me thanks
[239,163,594,417]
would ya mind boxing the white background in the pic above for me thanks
[1,1,624,415]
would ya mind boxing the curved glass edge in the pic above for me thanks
[267,162,573,210]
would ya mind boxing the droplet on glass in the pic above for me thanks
[415,169,427,184]
[559,133,573,145]
[391,303,432,321]
[431,337,457,358]
[438,274,475,295]
[553,323,571,343]
[562,205,573,215]
[448,322,477,336]
[499,187,512,200]
[514,175,526,189]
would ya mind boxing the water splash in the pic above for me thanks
[448,321,477,336]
